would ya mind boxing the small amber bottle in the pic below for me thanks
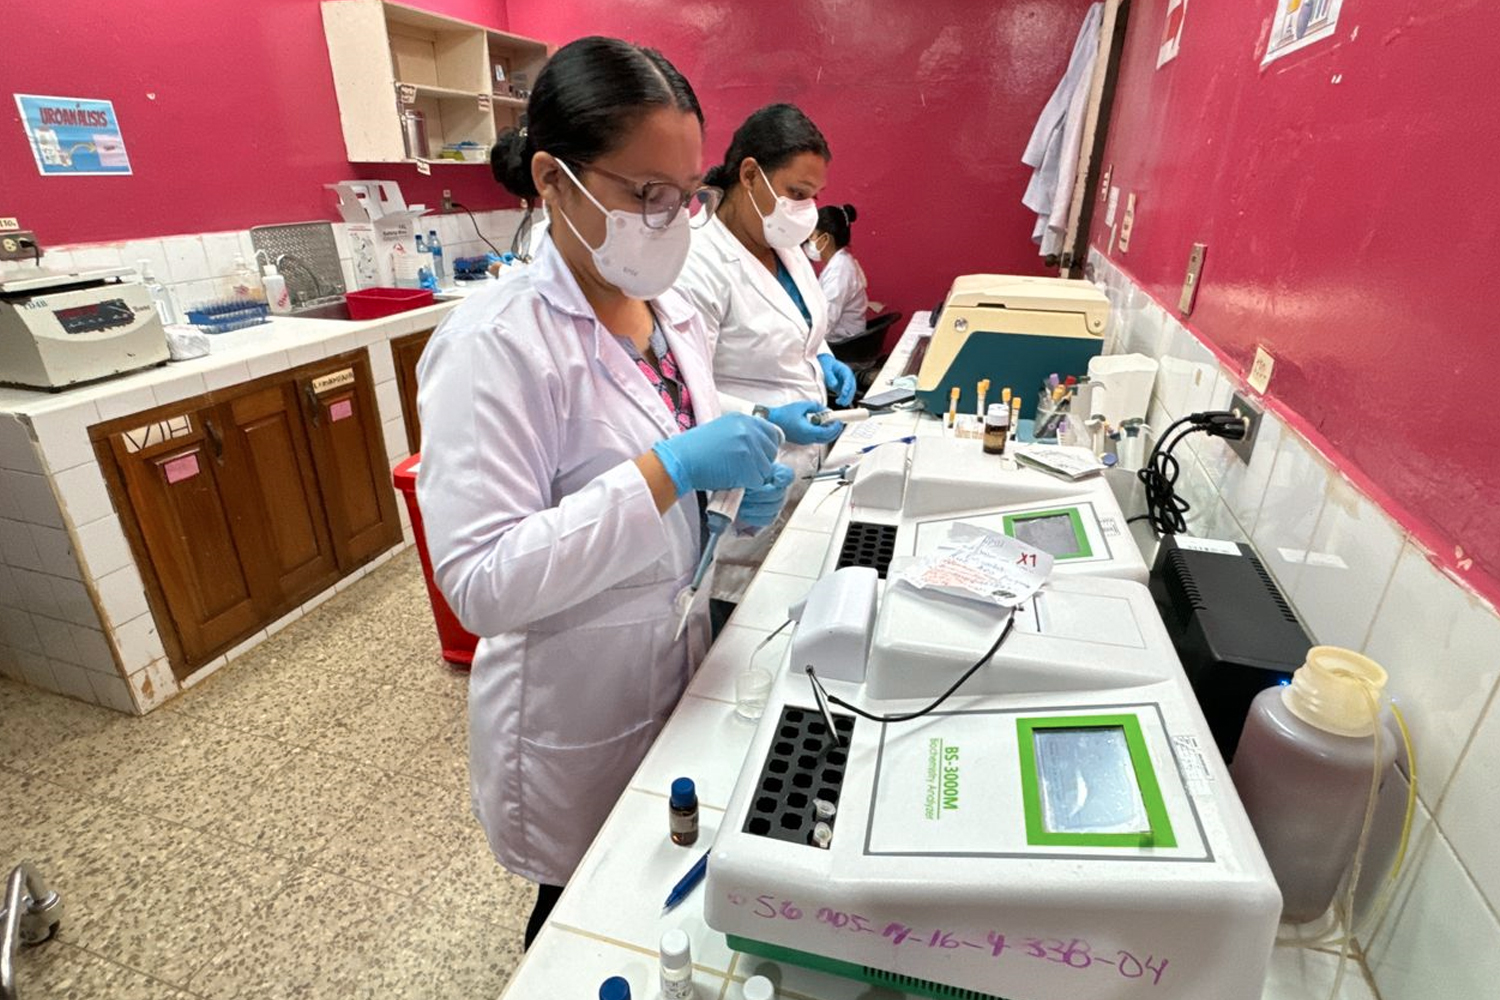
[983,404,1011,455]
[669,777,699,845]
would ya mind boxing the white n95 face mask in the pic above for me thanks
[754,164,818,249]
[802,236,823,261]
[553,159,692,300]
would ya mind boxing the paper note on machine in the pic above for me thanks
[895,522,1052,606]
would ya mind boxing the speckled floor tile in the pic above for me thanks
[60,812,296,987]
[37,707,219,794]
[393,707,470,789]
[13,939,199,1000]
[172,652,385,746]
[431,818,537,932]
[301,682,462,773]
[310,771,473,895]
[347,895,525,1000]
[185,866,413,1000]
[0,678,120,770]
[205,747,388,863]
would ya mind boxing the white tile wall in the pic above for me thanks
[53,462,114,527]
[112,611,165,674]
[9,471,65,527]
[1089,250,1500,1000]
[95,563,150,630]
[0,414,43,474]
[29,525,80,580]
[26,400,102,473]
[75,515,133,580]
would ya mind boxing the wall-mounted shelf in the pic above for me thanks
[322,0,549,164]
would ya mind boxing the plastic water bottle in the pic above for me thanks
[427,229,446,286]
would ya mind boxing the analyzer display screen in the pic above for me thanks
[1012,511,1083,557]
[1034,726,1150,835]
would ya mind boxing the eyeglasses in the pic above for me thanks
[568,161,722,230]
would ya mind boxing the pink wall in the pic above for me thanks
[1,0,513,245]
[505,0,1094,321]
[1090,0,1500,601]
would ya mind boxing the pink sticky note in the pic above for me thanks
[329,399,354,422]
[163,453,200,484]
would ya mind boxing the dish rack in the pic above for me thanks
[185,298,271,334]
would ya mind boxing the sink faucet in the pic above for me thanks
[275,252,329,307]
[1,862,63,1000]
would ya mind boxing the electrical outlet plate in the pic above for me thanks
[1248,346,1274,393]
[442,189,455,213]
[1179,242,1206,314]
[0,230,39,261]
[1119,193,1137,252]
[1227,391,1262,464]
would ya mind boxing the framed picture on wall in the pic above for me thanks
[1263,0,1345,65]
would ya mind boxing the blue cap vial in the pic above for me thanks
[670,777,697,810]
[599,975,631,1000]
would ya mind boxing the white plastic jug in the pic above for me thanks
[1087,353,1159,428]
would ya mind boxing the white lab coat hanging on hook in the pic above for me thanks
[676,213,831,601]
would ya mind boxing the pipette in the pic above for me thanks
[809,407,871,427]
[674,488,742,640]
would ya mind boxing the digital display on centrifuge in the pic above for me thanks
[1033,726,1149,835]
[1012,512,1082,557]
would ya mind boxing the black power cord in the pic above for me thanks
[1130,410,1249,536]
[449,201,505,258]
[804,615,1017,725]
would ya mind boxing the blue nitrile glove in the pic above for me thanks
[651,412,779,496]
[738,464,795,528]
[818,353,857,407]
[764,400,842,445]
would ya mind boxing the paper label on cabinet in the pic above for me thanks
[477,93,491,112]
[311,369,355,394]
[398,84,416,104]
[329,399,354,422]
[163,453,200,484]
[416,159,431,175]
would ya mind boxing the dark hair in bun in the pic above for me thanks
[704,103,830,192]
[489,36,703,201]
[816,203,858,249]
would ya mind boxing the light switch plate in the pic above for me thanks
[1118,193,1137,252]
[1179,242,1206,314]
[1249,346,1275,393]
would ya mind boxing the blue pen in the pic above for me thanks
[662,850,710,914]
[860,436,916,454]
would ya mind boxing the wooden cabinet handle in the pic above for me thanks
[204,418,224,462]
[304,383,322,427]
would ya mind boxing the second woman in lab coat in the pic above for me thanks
[417,37,790,948]
[676,103,858,615]
[806,204,869,346]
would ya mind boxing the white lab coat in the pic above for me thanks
[675,214,830,601]
[1023,2,1104,257]
[819,247,870,345]
[416,237,716,887]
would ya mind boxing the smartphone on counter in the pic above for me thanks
[858,386,917,410]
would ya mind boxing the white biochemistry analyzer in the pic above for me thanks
[704,439,1281,1000]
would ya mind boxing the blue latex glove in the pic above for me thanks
[818,353,857,407]
[738,464,794,528]
[651,413,779,496]
[765,400,842,445]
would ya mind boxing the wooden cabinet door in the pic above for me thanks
[216,382,341,609]
[298,359,402,570]
[391,329,433,456]
[108,411,260,664]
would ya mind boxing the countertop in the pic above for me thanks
[502,316,1380,1000]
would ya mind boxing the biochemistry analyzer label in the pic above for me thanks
[15,94,132,176]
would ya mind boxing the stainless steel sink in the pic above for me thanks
[291,301,356,322]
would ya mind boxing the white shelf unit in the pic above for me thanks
[321,0,548,165]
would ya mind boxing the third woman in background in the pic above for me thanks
[676,103,858,624]
[806,204,869,345]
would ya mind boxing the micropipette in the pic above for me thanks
[809,407,871,427]
[674,488,742,640]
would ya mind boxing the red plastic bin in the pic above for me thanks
[392,454,478,670]
[346,287,435,320]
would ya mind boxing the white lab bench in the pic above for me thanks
[504,315,1380,1000]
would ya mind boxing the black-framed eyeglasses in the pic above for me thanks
[569,161,722,230]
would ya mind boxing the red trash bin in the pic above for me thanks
[393,454,478,670]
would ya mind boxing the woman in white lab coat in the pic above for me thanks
[676,104,858,620]
[417,37,790,948]
[806,204,869,345]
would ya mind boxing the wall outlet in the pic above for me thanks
[1227,391,1262,464]
[1248,346,1275,393]
[0,230,40,261]
[442,189,455,213]
[1118,192,1137,252]
[1179,242,1206,314]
